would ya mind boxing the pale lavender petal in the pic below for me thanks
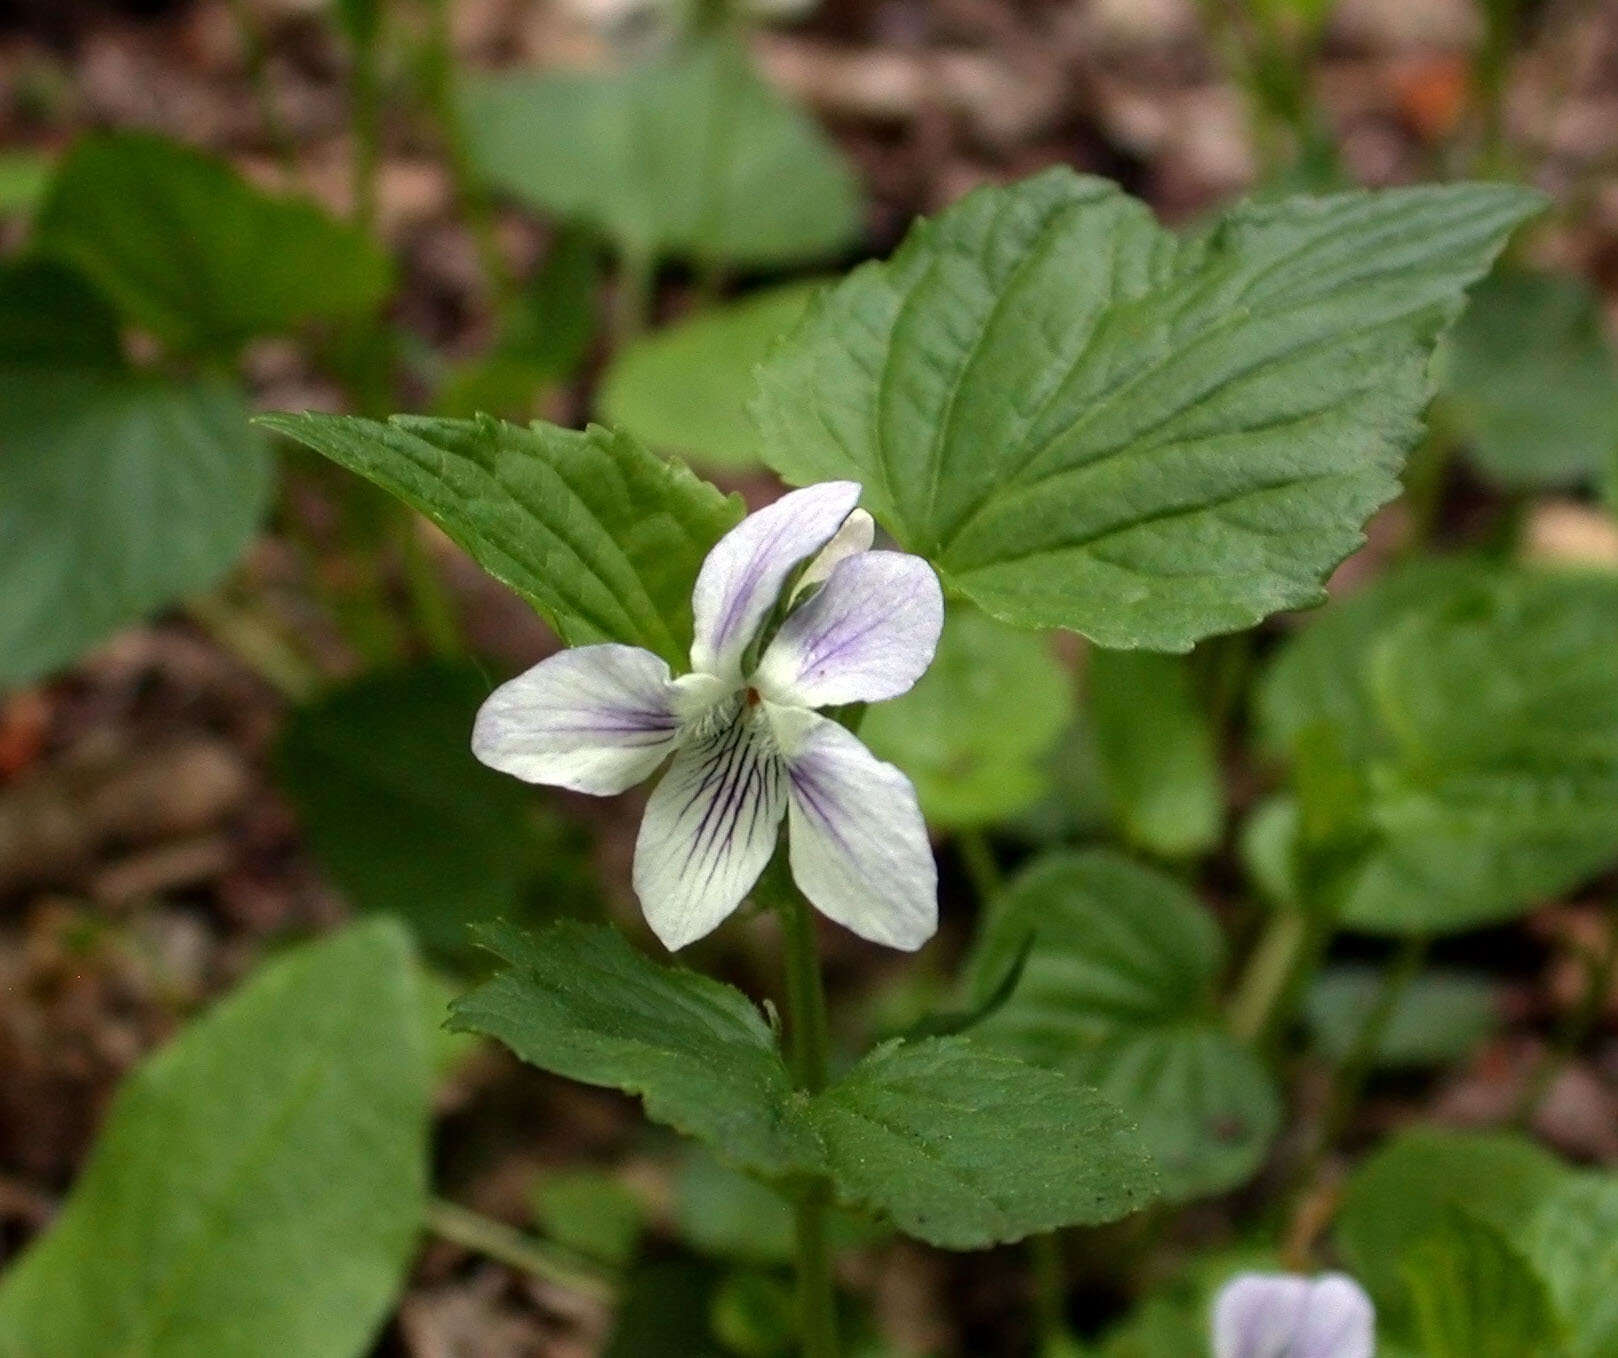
[756,550,943,708]
[690,481,862,681]
[771,706,936,950]
[633,702,787,950]
[791,508,875,601]
[473,644,678,794]
[1293,1276,1374,1358]
[1213,1273,1374,1358]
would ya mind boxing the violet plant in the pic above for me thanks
[247,166,1549,1355]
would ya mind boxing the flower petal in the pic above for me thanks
[756,550,944,708]
[633,703,787,950]
[791,507,875,601]
[1293,1276,1374,1358]
[473,644,678,794]
[690,481,862,681]
[1212,1272,1374,1358]
[772,706,937,950]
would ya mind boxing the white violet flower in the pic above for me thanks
[1212,1271,1375,1358]
[473,481,943,952]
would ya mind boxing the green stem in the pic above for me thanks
[348,4,382,235]
[185,593,323,701]
[226,0,296,173]
[957,828,1003,905]
[1513,912,1618,1128]
[1294,933,1428,1192]
[1228,908,1314,1048]
[421,0,511,304]
[424,1198,616,1302]
[397,510,464,658]
[611,250,657,349]
[775,878,839,1358]
[1473,0,1520,176]
[1029,1231,1069,1350]
[1399,428,1456,559]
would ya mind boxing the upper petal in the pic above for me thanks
[1212,1272,1373,1358]
[772,706,937,950]
[756,550,944,708]
[690,481,862,681]
[791,507,875,601]
[472,644,679,795]
[633,703,787,950]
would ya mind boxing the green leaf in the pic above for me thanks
[860,607,1071,828]
[1525,1173,1618,1357]
[531,1170,647,1268]
[1256,564,1618,934]
[461,38,860,268]
[1304,966,1499,1066]
[1405,1209,1559,1358]
[276,663,586,963]
[807,1035,1159,1249]
[752,170,1541,650]
[1087,649,1223,857]
[0,920,431,1358]
[449,922,822,1180]
[1336,1127,1568,1333]
[0,149,52,216]
[256,413,742,668]
[0,369,272,688]
[1439,266,1618,487]
[0,257,121,366]
[600,282,823,472]
[966,850,1279,1201]
[36,132,392,357]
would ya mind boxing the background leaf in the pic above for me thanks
[807,1035,1160,1249]
[0,921,431,1358]
[600,282,822,472]
[449,923,823,1180]
[36,132,391,357]
[0,368,271,688]
[1439,266,1618,487]
[461,39,860,268]
[1525,1173,1618,1357]
[1404,1209,1559,1358]
[752,170,1541,650]
[258,413,741,668]
[1335,1127,1568,1333]
[1087,649,1224,857]
[0,257,121,366]
[966,850,1279,1201]
[1304,966,1500,1066]
[860,607,1070,828]
[1255,563,1618,933]
[276,663,593,963]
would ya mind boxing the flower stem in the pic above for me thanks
[776,879,839,1357]
[424,1197,616,1302]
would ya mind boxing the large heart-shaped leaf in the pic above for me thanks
[0,365,272,688]
[806,1036,1159,1249]
[453,922,1160,1246]
[258,413,741,668]
[36,132,391,357]
[1526,1173,1618,1357]
[0,921,431,1358]
[450,922,823,1179]
[461,38,860,268]
[966,849,1280,1201]
[752,170,1541,650]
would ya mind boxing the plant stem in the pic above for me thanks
[776,879,839,1357]
[348,2,383,236]
[1029,1231,1069,1350]
[610,249,657,349]
[424,1197,616,1302]
[1228,908,1315,1048]
[957,828,1002,905]
[1293,933,1428,1192]
[226,0,296,173]
[185,593,323,701]
[397,510,464,658]
[1513,911,1618,1128]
